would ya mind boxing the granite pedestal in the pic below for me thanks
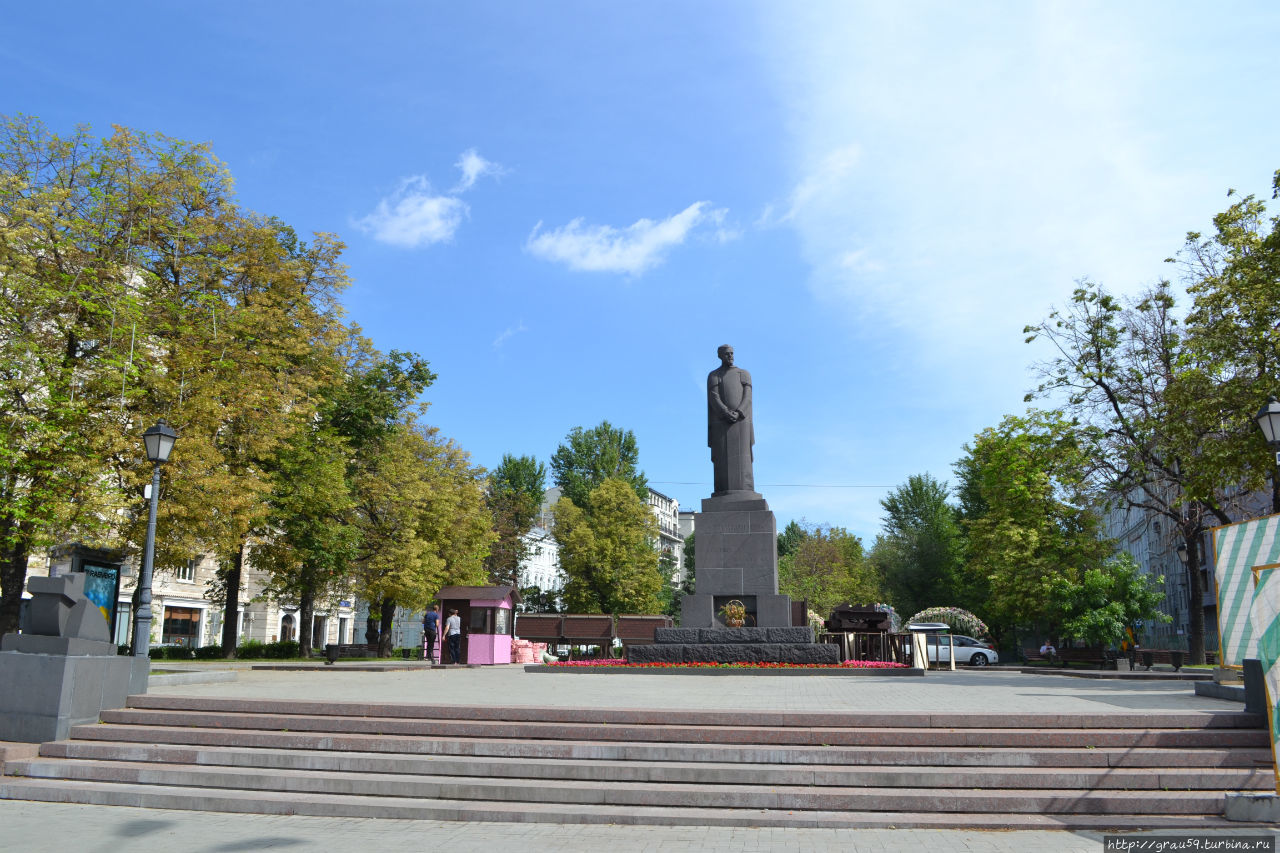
[680,492,792,629]
[627,626,839,665]
[0,572,150,742]
[0,645,150,742]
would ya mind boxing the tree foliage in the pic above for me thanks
[777,523,881,617]
[958,414,1113,641]
[1046,553,1170,648]
[484,454,547,587]
[1174,174,1280,512]
[1024,277,1262,663]
[0,115,492,657]
[550,421,647,509]
[0,117,351,637]
[552,477,661,615]
[351,424,492,654]
[776,520,806,559]
[870,474,965,617]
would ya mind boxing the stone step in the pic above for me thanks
[2,757,1244,814]
[0,776,1251,830]
[34,740,1274,790]
[64,724,1272,768]
[95,708,1272,748]
[1,696,1265,829]
[123,694,1266,729]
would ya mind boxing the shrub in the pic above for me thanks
[262,640,299,659]
[193,644,223,659]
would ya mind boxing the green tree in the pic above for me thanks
[0,117,351,639]
[552,477,661,615]
[1175,174,1280,512]
[0,117,143,633]
[777,520,807,559]
[252,425,357,656]
[351,424,492,655]
[1024,280,1254,663]
[778,524,881,617]
[959,414,1113,643]
[251,347,436,656]
[1046,553,1170,648]
[484,454,547,587]
[550,421,647,509]
[870,474,964,617]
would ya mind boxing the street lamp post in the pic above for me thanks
[1254,396,1280,514]
[132,419,178,658]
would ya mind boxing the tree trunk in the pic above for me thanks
[220,544,245,658]
[0,535,31,637]
[299,590,315,657]
[1183,527,1207,666]
[378,597,395,658]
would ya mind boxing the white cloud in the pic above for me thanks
[525,201,726,275]
[493,321,527,348]
[355,176,468,248]
[757,3,1210,367]
[453,148,505,193]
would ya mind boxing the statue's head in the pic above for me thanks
[717,344,734,366]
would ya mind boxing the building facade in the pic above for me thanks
[31,547,356,651]
[647,487,685,584]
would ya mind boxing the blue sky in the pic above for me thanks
[7,2,1280,542]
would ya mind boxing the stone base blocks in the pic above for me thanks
[0,695,1275,829]
[0,650,149,743]
[628,626,839,665]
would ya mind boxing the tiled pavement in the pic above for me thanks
[1,664,1276,851]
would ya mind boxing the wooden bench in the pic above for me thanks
[1135,649,1191,670]
[1057,647,1111,667]
[1022,648,1058,665]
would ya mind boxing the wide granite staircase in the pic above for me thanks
[0,694,1273,829]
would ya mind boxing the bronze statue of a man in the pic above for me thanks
[707,344,755,495]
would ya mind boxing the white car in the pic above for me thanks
[924,634,998,667]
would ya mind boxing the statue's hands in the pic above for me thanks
[726,410,742,422]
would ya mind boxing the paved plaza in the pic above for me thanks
[2,665,1277,852]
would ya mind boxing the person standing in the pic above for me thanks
[445,608,462,665]
[423,604,440,663]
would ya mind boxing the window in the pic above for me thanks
[175,559,196,583]
[470,608,494,634]
[162,606,201,647]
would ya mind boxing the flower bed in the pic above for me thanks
[546,659,908,670]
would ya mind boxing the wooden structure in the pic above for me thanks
[513,613,673,658]
[436,585,520,665]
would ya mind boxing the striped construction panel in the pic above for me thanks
[1213,514,1280,667]
[1249,566,1280,793]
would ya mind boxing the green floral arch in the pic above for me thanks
[906,607,988,638]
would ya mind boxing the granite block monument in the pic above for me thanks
[0,572,149,742]
[680,344,795,629]
[631,345,838,665]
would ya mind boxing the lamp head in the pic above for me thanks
[142,419,178,464]
[1256,396,1280,447]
